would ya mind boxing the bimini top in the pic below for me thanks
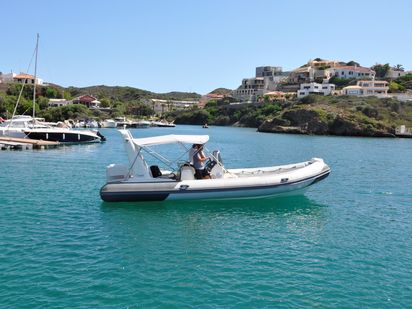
[130,134,209,147]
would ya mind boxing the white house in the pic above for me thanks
[332,65,375,79]
[297,82,336,98]
[48,99,72,107]
[342,80,389,97]
[0,72,16,83]
[150,99,198,114]
[385,68,412,79]
[0,72,44,85]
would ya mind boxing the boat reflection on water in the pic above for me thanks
[101,195,328,220]
[100,195,329,247]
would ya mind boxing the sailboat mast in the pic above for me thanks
[32,33,39,119]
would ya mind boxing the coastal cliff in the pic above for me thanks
[170,94,412,138]
[258,105,395,137]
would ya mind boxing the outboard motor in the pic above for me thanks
[96,130,106,142]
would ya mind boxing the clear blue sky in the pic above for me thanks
[2,0,411,94]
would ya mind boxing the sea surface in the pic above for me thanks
[1,125,412,308]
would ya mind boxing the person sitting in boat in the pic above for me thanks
[193,144,211,179]
[189,144,197,165]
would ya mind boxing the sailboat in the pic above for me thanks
[1,34,105,143]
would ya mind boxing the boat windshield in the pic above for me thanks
[0,119,30,128]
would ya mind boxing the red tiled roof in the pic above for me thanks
[76,95,97,102]
[207,93,225,98]
[334,66,374,73]
[14,73,35,79]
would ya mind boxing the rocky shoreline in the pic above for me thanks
[257,108,396,137]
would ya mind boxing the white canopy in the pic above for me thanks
[131,134,209,147]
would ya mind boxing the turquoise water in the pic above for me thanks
[1,126,412,308]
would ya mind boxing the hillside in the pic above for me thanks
[167,95,412,137]
[258,95,411,137]
[66,85,201,101]
[0,83,202,121]
[209,88,233,96]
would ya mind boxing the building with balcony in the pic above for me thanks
[150,99,198,114]
[332,65,375,79]
[287,59,339,84]
[297,82,336,98]
[342,80,388,97]
[307,59,340,68]
[233,66,286,102]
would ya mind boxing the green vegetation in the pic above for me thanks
[1,79,411,137]
[328,76,356,89]
[371,63,391,78]
[0,83,201,121]
[393,73,412,90]
[165,93,412,137]
[346,60,360,66]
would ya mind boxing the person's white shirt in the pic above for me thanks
[188,146,196,165]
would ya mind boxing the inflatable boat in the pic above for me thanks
[100,130,330,202]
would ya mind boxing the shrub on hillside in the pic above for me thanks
[299,94,318,104]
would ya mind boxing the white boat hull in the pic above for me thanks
[0,128,27,138]
[23,128,105,143]
[100,160,330,202]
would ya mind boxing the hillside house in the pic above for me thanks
[0,72,44,85]
[150,99,198,114]
[297,82,336,98]
[198,93,226,108]
[342,80,388,97]
[48,99,72,107]
[233,66,286,102]
[332,66,375,79]
[72,95,101,108]
[385,68,412,79]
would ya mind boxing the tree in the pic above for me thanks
[371,63,390,78]
[329,76,355,89]
[389,81,403,92]
[394,64,404,71]
[100,98,111,108]
[42,86,61,98]
[346,60,360,66]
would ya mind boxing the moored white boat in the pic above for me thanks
[0,115,45,138]
[24,126,105,143]
[1,35,105,144]
[101,119,117,128]
[133,120,151,128]
[0,115,105,143]
[151,120,176,127]
[100,130,330,202]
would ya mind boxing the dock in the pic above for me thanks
[0,137,60,150]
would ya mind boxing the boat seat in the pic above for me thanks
[150,165,162,178]
[180,165,195,180]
